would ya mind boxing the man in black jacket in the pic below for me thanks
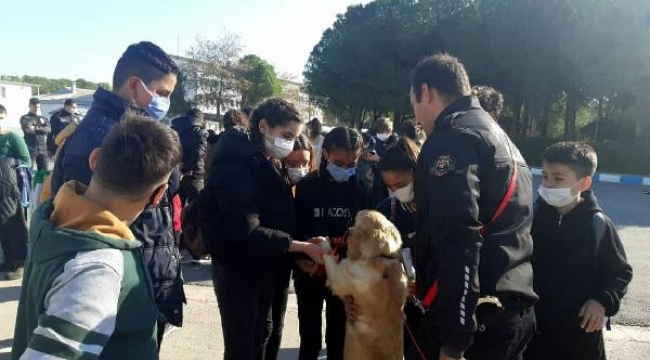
[407,54,537,360]
[172,108,208,205]
[51,41,183,347]
[20,98,50,171]
[48,98,79,154]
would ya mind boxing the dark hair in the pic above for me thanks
[241,107,253,117]
[207,129,219,144]
[222,109,247,130]
[29,97,40,105]
[94,113,182,198]
[411,53,471,102]
[374,117,393,134]
[186,108,204,121]
[249,98,302,147]
[378,137,420,174]
[293,133,316,170]
[542,141,597,178]
[309,118,323,137]
[361,132,376,150]
[64,99,76,106]
[319,127,363,173]
[0,104,6,117]
[472,86,504,119]
[400,120,420,141]
[112,41,180,89]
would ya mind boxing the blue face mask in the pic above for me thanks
[326,162,356,183]
[139,80,170,120]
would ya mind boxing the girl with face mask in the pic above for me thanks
[376,137,422,353]
[204,99,329,360]
[285,134,315,187]
[292,127,373,360]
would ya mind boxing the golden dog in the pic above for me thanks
[321,210,408,360]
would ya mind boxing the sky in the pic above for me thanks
[0,0,371,84]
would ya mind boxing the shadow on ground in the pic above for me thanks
[0,286,21,304]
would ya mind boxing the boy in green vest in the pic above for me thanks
[12,113,182,359]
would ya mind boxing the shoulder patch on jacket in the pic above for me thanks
[430,155,456,177]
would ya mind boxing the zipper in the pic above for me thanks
[558,214,563,226]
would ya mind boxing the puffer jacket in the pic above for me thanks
[51,87,185,326]
[172,115,208,178]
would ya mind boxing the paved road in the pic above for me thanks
[0,180,648,359]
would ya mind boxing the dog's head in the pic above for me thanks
[346,210,402,260]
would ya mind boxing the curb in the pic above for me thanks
[530,167,650,186]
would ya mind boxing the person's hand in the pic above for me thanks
[344,295,362,323]
[579,299,606,333]
[364,152,380,163]
[296,259,319,276]
[303,242,330,265]
[439,350,463,360]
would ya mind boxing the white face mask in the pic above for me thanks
[287,166,309,184]
[538,180,582,207]
[393,183,415,204]
[264,135,294,159]
[376,133,391,142]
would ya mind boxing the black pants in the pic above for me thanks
[30,153,48,171]
[156,320,166,352]
[524,319,606,360]
[293,269,346,360]
[406,304,535,360]
[263,258,292,360]
[403,301,423,354]
[0,206,28,266]
[179,177,204,206]
[213,262,276,360]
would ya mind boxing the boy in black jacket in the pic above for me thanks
[526,142,633,360]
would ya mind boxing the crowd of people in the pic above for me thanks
[0,40,634,360]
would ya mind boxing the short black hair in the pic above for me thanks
[94,112,182,198]
[472,86,504,119]
[112,41,180,89]
[411,53,471,102]
[542,142,598,178]
[29,97,40,105]
[0,104,6,117]
[250,99,302,146]
[241,107,253,117]
[378,137,420,174]
[309,118,323,137]
[319,127,363,173]
[64,99,76,106]
[222,109,247,130]
[186,108,204,121]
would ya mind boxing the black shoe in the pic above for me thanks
[5,266,23,281]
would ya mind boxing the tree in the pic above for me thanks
[183,33,243,114]
[237,54,282,107]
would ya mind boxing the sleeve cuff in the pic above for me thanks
[591,292,616,316]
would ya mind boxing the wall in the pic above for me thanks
[0,83,32,134]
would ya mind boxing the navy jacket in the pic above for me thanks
[51,87,185,326]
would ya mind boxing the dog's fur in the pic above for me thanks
[322,210,408,360]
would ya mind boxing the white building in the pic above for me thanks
[0,80,36,132]
[39,82,94,118]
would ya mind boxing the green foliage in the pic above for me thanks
[237,54,282,107]
[305,0,650,143]
[0,75,110,95]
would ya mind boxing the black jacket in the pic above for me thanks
[414,96,537,357]
[204,129,296,277]
[51,88,185,326]
[294,171,373,259]
[377,197,416,249]
[172,115,208,179]
[20,113,50,154]
[532,191,632,325]
[48,109,79,154]
[0,158,19,225]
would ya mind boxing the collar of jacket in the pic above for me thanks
[434,96,483,127]
[92,87,141,120]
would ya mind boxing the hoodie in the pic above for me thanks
[12,181,159,360]
[171,115,208,178]
[531,191,633,325]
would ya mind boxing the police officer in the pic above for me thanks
[407,54,537,360]
[20,97,50,171]
[48,98,79,154]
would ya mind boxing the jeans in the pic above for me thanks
[406,302,536,360]
[213,263,276,360]
[293,269,346,360]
